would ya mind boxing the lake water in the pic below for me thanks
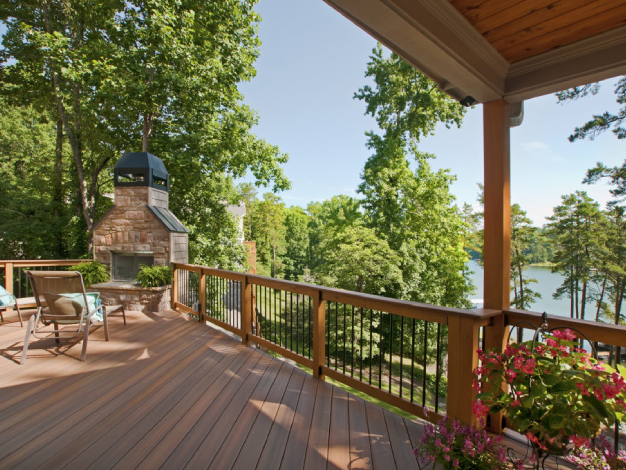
[467,260,604,320]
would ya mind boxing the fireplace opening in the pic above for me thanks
[112,252,154,282]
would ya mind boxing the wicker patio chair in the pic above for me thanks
[21,270,109,364]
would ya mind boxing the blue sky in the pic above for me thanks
[238,0,625,226]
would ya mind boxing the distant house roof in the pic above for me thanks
[148,206,189,233]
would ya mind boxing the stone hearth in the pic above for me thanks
[89,282,171,313]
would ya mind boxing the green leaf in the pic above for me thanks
[583,394,610,419]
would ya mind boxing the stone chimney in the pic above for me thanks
[92,152,188,281]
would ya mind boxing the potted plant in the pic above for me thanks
[69,261,110,287]
[135,264,172,288]
[564,434,626,469]
[474,326,626,466]
[413,409,510,469]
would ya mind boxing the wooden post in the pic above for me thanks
[199,270,206,323]
[447,315,480,426]
[5,262,13,295]
[312,291,326,380]
[171,263,178,310]
[241,276,252,345]
[483,99,512,433]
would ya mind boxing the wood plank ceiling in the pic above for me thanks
[450,0,626,63]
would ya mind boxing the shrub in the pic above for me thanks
[70,261,110,287]
[413,411,509,469]
[135,265,172,288]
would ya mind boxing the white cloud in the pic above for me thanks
[518,141,549,151]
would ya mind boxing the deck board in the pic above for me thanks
[0,309,567,469]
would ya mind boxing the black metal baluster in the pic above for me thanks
[435,323,442,413]
[326,302,330,367]
[378,311,383,390]
[369,309,373,386]
[308,297,312,359]
[411,318,416,403]
[290,292,293,352]
[422,321,428,407]
[389,313,393,394]
[400,316,404,399]
[343,304,347,375]
[335,302,339,370]
[359,308,364,382]
[351,305,355,378]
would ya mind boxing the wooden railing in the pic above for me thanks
[1,259,84,297]
[172,262,502,424]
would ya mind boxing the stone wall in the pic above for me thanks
[93,186,170,268]
[89,282,171,313]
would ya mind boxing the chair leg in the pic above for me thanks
[54,322,60,344]
[15,304,23,328]
[121,306,126,326]
[102,308,110,341]
[21,313,37,365]
[81,317,91,361]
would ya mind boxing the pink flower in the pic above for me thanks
[553,329,576,341]
[505,369,517,383]
[472,399,489,419]
[570,435,591,448]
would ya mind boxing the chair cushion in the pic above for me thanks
[0,286,15,307]
[58,293,103,322]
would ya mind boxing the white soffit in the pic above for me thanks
[323,0,626,104]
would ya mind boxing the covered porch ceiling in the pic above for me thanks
[323,0,626,103]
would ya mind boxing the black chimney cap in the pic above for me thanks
[114,152,169,191]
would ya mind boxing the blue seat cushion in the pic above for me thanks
[0,286,15,307]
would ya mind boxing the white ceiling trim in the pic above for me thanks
[323,0,626,104]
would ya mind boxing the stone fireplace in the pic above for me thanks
[91,152,188,311]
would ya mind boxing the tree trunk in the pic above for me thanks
[570,267,574,318]
[52,116,64,255]
[596,273,607,322]
[580,281,587,321]
[272,244,276,278]
[142,113,155,152]
[43,4,93,239]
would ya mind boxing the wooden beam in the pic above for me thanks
[241,276,252,346]
[312,293,326,380]
[483,99,511,312]
[4,262,13,295]
[446,315,480,426]
[483,99,511,433]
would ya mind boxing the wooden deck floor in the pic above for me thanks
[0,308,427,470]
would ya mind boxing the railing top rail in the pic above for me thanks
[172,262,501,324]
[0,259,85,267]
[505,308,626,348]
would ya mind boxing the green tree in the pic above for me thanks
[557,76,626,142]
[282,206,310,281]
[307,195,362,274]
[510,204,541,310]
[0,101,66,259]
[546,191,606,320]
[1,1,290,263]
[314,224,402,295]
[250,193,286,278]
[583,165,626,326]
[355,45,471,307]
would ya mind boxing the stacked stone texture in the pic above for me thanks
[88,285,171,313]
[94,187,169,268]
